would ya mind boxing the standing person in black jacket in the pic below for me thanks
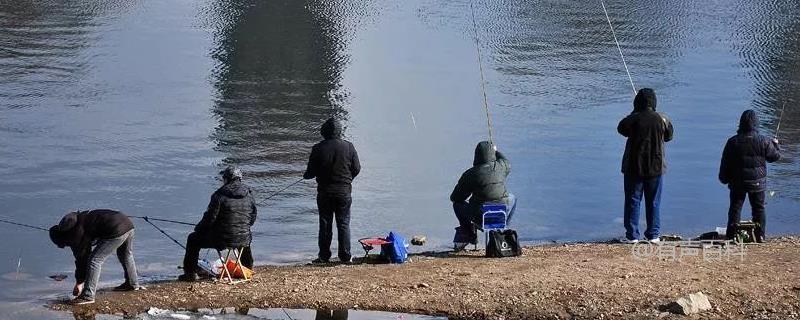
[617,88,674,244]
[719,109,780,242]
[49,209,141,305]
[304,117,361,264]
[450,141,516,251]
[179,166,257,281]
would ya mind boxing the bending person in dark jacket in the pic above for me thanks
[450,141,516,251]
[304,117,361,263]
[617,88,674,243]
[49,209,140,305]
[179,166,257,281]
[719,109,780,242]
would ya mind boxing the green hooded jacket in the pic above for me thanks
[450,141,511,209]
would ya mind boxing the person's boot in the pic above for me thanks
[177,273,198,282]
[113,282,145,291]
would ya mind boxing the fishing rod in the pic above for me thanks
[600,0,636,96]
[469,0,495,144]
[775,101,786,140]
[0,217,48,232]
[139,215,186,250]
[128,215,194,226]
[258,177,305,205]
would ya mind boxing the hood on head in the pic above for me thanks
[49,212,78,248]
[633,88,657,112]
[473,141,496,166]
[49,226,66,248]
[738,109,759,134]
[320,117,343,139]
[220,180,250,199]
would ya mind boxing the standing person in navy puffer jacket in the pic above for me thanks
[719,109,780,242]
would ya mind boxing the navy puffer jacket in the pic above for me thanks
[195,179,258,248]
[719,110,781,192]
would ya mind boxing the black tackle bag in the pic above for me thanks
[486,229,522,257]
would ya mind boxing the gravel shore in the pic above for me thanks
[53,237,800,319]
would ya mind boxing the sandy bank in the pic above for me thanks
[53,237,800,319]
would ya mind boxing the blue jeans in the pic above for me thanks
[623,175,662,240]
[80,229,139,300]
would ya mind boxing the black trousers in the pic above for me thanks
[317,192,352,262]
[725,189,766,241]
[182,231,253,275]
[453,201,479,244]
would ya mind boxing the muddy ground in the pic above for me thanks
[53,237,800,319]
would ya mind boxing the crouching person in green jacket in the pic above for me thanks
[450,141,516,251]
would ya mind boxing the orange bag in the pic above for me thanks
[224,259,254,279]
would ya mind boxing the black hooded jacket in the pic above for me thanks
[617,88,674,178]
[195,179,258,248]
[48,209,134,283]
[303,118,361,194]
[450,141,511,211]
[719,110,780,192]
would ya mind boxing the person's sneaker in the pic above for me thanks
[648,238,661,243]
[311,258,330,264]
[70,296,95,305]
[339,257,354,265]
[619,237,639,244]
[177,273,199,282]
[453,242,469,252]
[113,283,146,292]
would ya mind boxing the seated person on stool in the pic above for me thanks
[179,166,257,281]
[450,141,516,251]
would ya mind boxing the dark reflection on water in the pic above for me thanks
[208,0,348,185]
[0,0,799,317]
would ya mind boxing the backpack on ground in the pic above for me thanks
[486,229,522,258]
[380,232,408,263]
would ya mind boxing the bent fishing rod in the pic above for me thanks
[469,0,495,144]
[600,0,636,96]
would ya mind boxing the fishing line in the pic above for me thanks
[0,217,48,232]
[469,0,495,144]
[600,0,636,96]
[129,215,194,226]
[258,177,305,205]
[139,216,187,250]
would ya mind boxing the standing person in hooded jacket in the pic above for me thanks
[450,141,516,251]
[179,166,257,281]
[49,209,141,305]
[304,117,361,264]
[719,109,780,242]
[617,88,674,244]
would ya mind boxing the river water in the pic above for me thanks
[1,0,799,317]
